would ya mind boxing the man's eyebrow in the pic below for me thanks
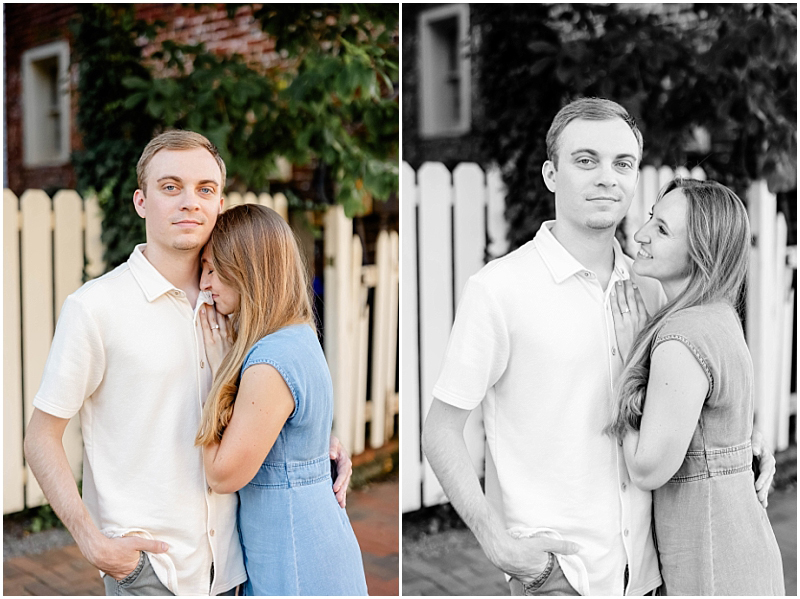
[569,149,638,161]
[570,149,599,157]
[156,176,219,186]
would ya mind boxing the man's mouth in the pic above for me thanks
[174,220,203,227]
[588,196,621,202]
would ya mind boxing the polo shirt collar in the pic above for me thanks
[535,221,631,284]
[128,244,188,303]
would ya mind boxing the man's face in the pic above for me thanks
[133,147,224,254]
[542,118,640,232]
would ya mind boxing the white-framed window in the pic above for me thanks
[22,40,71,167]
[418,4,471,138]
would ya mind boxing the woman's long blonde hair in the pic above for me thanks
[196,204,315,446]
[606,178,751,440]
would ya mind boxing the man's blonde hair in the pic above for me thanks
[137,130,227,193]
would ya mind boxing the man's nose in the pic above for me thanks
[179,190,201,210]
[594,162,618,188]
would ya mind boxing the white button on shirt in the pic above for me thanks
[34,244,246,595]
[433,222,665,595]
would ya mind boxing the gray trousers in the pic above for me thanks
[103,552,238,596]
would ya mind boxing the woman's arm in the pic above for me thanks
[623,339,709,490]
[203,364,295,494]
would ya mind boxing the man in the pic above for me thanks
[24,131,352,596]
[422,98,774,596]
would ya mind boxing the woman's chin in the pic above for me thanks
[631,260,655,280]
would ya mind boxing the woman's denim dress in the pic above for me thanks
[650,304,784,595]
[236,324,368,596]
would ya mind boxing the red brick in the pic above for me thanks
[23,580,60,596]
[2,578,33,596]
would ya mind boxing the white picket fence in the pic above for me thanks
[3,189,399,515]
[324,205,400,456]
[402,161,797,513]
[400,162,509,512]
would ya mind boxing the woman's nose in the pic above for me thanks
[633,224,649,245]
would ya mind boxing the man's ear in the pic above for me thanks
[133,189,146,218]
[542,160,557,193]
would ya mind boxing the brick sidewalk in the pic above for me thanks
[402,487,796,596]
[3,478,399,596]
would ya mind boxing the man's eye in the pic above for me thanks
[617,162,633,170]
[200,187,213,194]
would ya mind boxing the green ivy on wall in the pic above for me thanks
[71,4,398,270]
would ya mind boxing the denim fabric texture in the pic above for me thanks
[103,552,173,596]
[650,303,784,595]
[237,325,368,596]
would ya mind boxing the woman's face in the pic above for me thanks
[200,245,240,315]
[632,188,693,298]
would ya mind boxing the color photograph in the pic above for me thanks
[4,4,399,596]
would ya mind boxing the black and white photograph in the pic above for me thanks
[401,3,796,596]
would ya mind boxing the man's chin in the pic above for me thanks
[585,216,618,231]
[172,239,202,252]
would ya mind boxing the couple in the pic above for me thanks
[423,98,784,595]
[25,131,368,596]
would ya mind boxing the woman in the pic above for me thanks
[195,204,368,596]
[607,178,784,595]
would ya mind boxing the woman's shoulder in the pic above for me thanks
[656,302,740,342]
[244,324,319,364]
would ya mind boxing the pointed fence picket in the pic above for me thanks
[402,161,509,512]
[403,161,796,513]
[3,189,398,515]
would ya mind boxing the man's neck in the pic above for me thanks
[142,243,201,307]
[550,220,617,289]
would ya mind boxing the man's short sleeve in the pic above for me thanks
[33,294,106,419]
[432,275,510,410]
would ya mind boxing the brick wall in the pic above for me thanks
[4,4,294,195]
[4,4,80,193]
[134,4,285,72]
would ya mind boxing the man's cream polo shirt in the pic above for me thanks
[34,244,246,595]
[433,222,665,595]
